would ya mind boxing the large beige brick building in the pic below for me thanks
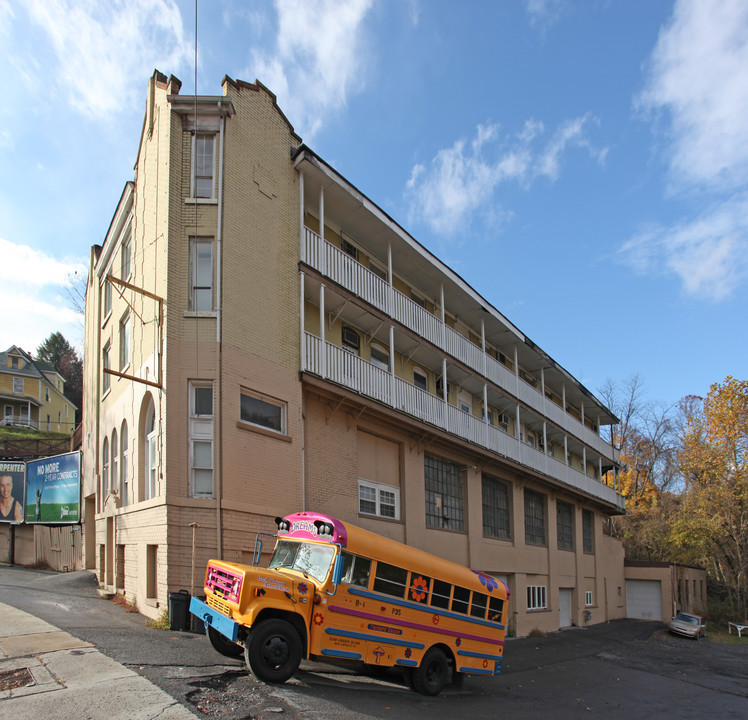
[82,70,626,635]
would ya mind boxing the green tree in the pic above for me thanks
[674,377,748,618]
[36,332,83,426]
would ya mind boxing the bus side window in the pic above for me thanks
[452,586,471,614]
[408,573,431,604]
[471,591,488,619]
[340,552,372,588]
[488,596,504,623]
[431,579,451,609]
[372,561,408,598]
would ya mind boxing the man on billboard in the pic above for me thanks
[0,471,24,522]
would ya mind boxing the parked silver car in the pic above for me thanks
[668,612,706,640]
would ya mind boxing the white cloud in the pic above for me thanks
[0,238,87,352]
[626,0,748,301]
[249,0,374,137]
[24,0,192,120]
[525,0,566,31]
[619,195,748,302]
[406,116,605,237]
[638,0,748,193]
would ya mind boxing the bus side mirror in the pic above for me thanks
[327,553,342,596]
[253,539,263,565]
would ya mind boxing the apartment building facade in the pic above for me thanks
[1,346,76,434]
[82,71,625,635]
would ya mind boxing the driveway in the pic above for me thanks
[0,567,746,719]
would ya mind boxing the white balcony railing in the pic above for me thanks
[303,332,624,509]
[302,227,618,466]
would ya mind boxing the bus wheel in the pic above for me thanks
[246,619,302,683]
[412,647,448,696]
[207,626,244,659]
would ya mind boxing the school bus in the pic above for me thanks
[190,511,508,695]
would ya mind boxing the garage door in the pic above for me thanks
[626,580,663,620]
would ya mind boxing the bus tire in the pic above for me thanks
[412,647,449,696]
[246,619,302,683]
[207,626,244,659]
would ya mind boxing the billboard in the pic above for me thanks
[25,451,81,524]
[0,461,25,523]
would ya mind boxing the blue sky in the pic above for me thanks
[1,0,746,410]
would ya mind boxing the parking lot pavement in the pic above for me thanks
[1,566,747,720]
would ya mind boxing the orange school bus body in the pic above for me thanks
[190,511,508,694]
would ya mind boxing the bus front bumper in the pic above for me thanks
[189,596,240,643]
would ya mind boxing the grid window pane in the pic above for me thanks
[191,240,213,311]
[524,489,546,545]
[557,501,574,550]
[582,509,594,553]
[425,454,464,531]
[482,473,510,539]
[195,135,214,197]
[359,484,377,514]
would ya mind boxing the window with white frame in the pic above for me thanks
[193,134,215,198]
[111,429,118,495]
[370,342,389,371]
[103,280,112,319]
[190,381,214,497]
[45,387,49,402]
[13,377,23,394]
[527,584,547,610]
[358,479,400,519]
[121,420,128,507]
[240,389,286,434]
[119,312,130,370]
[102,343,111,394]
[4,405,12,421]
[585,590,593,606]
[144,400,157,500]
[121,230,131,280]
[102,437,109,497]
[413,367,428,392]
[190,238,214,311]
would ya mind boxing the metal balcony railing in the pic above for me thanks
[302,226,618,465]
[302,332,624,509]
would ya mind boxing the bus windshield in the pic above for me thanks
[269,539,336,584]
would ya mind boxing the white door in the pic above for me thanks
[559,588,573,627]
[626,580,663,621]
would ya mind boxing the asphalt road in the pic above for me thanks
[1,566,747,719]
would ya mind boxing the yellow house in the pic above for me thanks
[82,71,626,636]
[0,346,76,434]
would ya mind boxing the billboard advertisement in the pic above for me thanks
[25,451,81,524]
[0,461,25,523]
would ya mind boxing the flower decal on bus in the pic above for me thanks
[298,582,308,595]
[473,571,499,592]
[313,612,324,626]
[410,575,429,602]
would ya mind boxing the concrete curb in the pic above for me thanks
[0,602,197,718]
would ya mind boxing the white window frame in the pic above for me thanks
[102,342,111,395]
[121,229,131,280]
[240,389,286,435]
[102,437,109,497]
[103,280,112,323]
[121,420,128,507]
[585,590,593,607]
[358,478,400,520]
[527,584,547,610]
[370,342,389,371]
[119,312,130,371]
[190,238,214,312]
[189,381,214,498]
[13,377,23,394]
[111,429,118,495]
[192,134,216,199]
[413,367,428,392]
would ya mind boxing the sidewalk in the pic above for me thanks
[0,602,197,719]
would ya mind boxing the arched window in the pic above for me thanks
[102,437,109,498]
[111,429,118,496]
[144,399,156,500]
[121,420,128,507]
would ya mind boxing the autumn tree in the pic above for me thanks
[36,332,83,425]
[674,377,748,618]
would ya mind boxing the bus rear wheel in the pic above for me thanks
[207,626,244,659]
[246,619,302,683]
[413,647,449,696]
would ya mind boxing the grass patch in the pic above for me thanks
[0,426,70,441]
[146,608,170,630]
[112,593,139,613]
[704,626,748,646]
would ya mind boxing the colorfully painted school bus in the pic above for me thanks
[189,511,508,695]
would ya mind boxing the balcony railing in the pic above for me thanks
[303,332,624,509]
[302,226,618,465]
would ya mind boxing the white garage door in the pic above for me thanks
[626,580,663,621]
